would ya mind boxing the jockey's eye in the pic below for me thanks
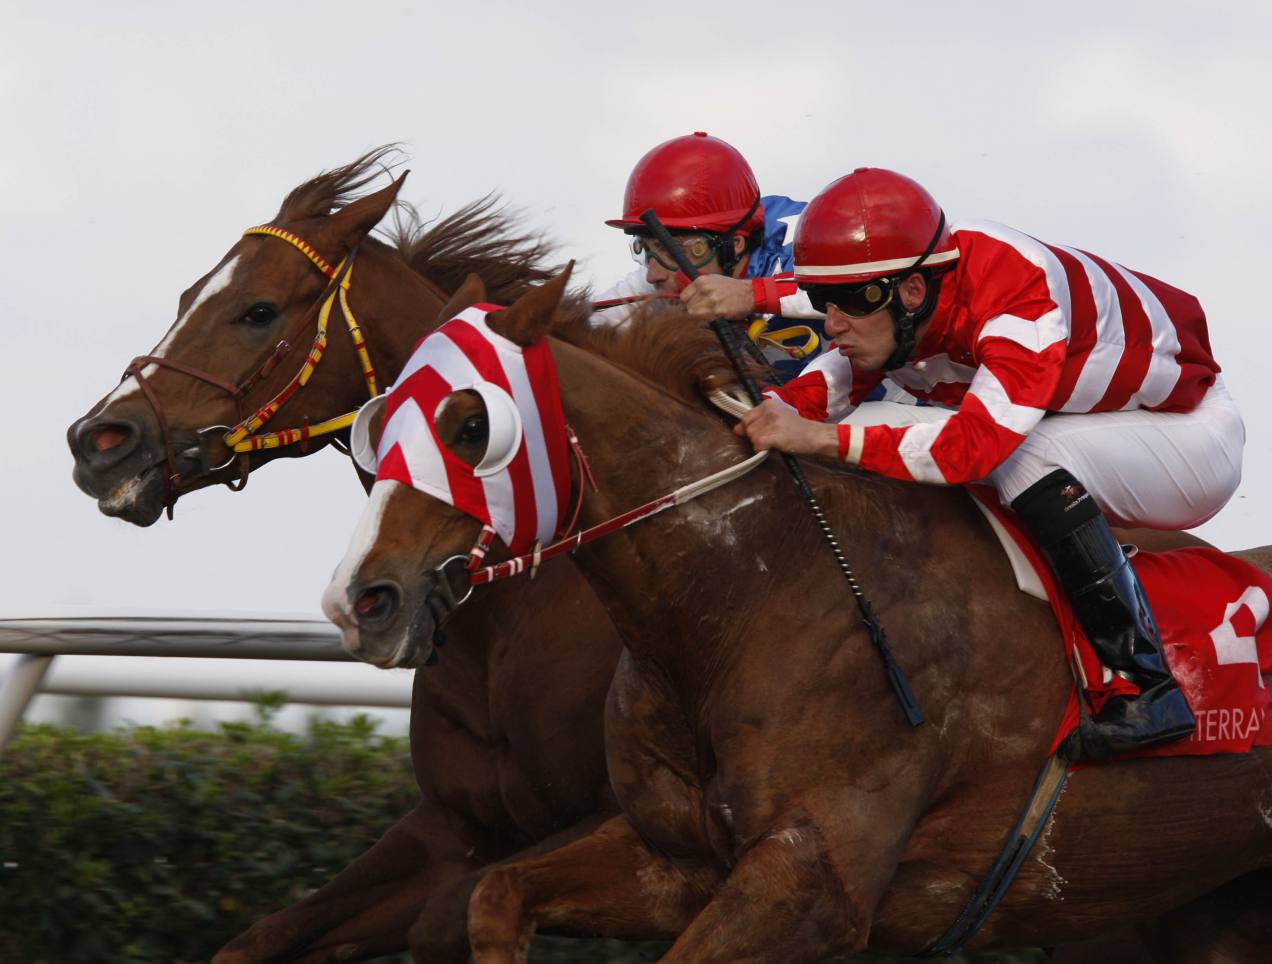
[240,303,278,327]
[458,414,488,446]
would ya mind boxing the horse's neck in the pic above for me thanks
[554,342,891,673]
[552,338,1070,746]
[354,245,451,380]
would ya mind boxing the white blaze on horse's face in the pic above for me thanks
[322,479,401,657]
[104,255,242,405]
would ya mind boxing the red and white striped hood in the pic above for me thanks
[370,305,572,555]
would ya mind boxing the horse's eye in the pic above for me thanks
[459,414,488,444]
[240,304,277,327]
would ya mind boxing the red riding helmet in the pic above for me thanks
[606,132,765,236]
[793,168,959,284]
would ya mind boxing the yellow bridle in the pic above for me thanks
[226,225,381,454]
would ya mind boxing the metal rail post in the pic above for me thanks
[0,655,54,751]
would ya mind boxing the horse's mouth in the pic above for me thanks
[365,588,455,669]
[96,464,168,526]
[93,452,203,526]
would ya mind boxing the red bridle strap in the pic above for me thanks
[589,291,680,311]
[465,445,769,585]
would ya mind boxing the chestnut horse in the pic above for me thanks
[66,152,626,963]
[326,269,1272,963]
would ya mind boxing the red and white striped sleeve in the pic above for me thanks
[842,294,1070,483]
[766,347,881,421]
[751,271,823,320]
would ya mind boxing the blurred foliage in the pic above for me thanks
[0,710,416,963]
[0,711,1045,963]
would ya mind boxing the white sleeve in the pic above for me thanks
[589,268,654,329]
[774,286,824,321]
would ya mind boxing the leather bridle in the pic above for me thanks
[121,225,380,518]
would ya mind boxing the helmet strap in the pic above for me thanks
[880,210,948,371]
[882,270,948,370]
[712,192,762,276]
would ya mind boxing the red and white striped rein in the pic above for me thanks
[463,391,765,585]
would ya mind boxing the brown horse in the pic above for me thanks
[66,152,626,963]
[326,269,1272,963]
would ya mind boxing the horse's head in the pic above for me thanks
[323,268,575,667]
[67,155,406,526]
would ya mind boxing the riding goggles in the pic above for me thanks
[629,233,718,273]
[802,277,895,318]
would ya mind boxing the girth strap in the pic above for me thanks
[923,753,1071,956]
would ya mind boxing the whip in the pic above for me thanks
[639,209,923,727]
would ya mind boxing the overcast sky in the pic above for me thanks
[4,0,1271,627]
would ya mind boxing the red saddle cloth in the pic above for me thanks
[969,488,1272,760]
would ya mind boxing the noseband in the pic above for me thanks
[122,225,380,518]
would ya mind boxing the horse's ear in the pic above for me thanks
[487,262,574,346]
[437,273,488,323]
[315,171,409,252]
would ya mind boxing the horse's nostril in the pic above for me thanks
[74,416,141,465]
[354,584,399,624]
[93,426,129,453]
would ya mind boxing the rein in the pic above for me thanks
[122,225,380,518]
[461,430,770,585]
[590,291,680,311]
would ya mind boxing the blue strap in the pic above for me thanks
[924,753,1070,957]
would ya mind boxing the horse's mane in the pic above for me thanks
[278,149,759,403]
[280,146,561,305]
[388,196,560,306]
[551,298,768,406]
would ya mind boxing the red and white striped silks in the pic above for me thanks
[372,304,571,555]
[772,220,1223,486]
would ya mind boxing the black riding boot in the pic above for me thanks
[1011,469,1195,762]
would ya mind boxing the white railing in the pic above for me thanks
[0,611,412,751]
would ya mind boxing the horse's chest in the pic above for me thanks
[412,692,607,844]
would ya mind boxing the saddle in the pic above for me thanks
[970,485,1272,760]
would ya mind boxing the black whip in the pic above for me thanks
[639,209,923,727]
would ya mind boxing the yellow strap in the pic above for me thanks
[230,410,360,453]
[226,231,375,457]
[338,265,379,396]
[242,225,337,278]
[747,318,821,360]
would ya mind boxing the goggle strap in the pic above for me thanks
[724,192,762,238]
[716,193,762,274]
[908,210,946,274]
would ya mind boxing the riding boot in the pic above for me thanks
[1010,469,1195,762]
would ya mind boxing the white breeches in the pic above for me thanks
[841,378,1245,530]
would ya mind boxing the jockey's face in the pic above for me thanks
[823,273,928,371]
[640,233,747,292]
[824,304,897,371]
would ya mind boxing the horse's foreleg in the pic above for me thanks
[408,811,614,963]
[657,820,867,964]
[213,802,479,964]
[466,816,718,964]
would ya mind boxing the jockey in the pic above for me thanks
[736,167,1246,761]
[593,131,825,381]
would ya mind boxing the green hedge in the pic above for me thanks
[0,710,418,963]
[0,712,1042,963]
